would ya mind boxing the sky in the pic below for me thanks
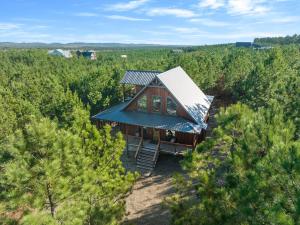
[0,0,299,45]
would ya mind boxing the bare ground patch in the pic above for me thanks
[121,153,184,225]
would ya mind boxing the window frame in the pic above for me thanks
[137,94,147,112]
[166,96,177,116]
[151,95,162,113]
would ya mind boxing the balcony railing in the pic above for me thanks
[125,135,192,155]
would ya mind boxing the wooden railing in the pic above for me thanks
[160,141,193,148]
[135,137,143,159]
[159,140,193,154]
[152,141,160,163]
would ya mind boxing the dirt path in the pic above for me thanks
[122,153,184,225]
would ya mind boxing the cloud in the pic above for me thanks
[189,18,230,27]
[74,12,99,17]
[160,26,206,35]
[199,0,225,9]
[227,0,270,15]
[106,15,151,21]
[198,0,271,15]
[0,23,21,30]
[147,8,196,18]
[106,0,149,11]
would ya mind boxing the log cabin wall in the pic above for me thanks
[119,123,139,136]
[125,86,194,122]
[175,132,195,145]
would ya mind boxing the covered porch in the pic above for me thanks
[95,121,200,156]
[92,102,205,172]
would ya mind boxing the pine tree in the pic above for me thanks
[0,113,135,224]
[167,103,300,225]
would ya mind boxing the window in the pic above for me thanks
[137,95,147,112]
[152,96,162,113]
[166,97,177,115]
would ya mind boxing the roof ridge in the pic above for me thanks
[126,70,162,73]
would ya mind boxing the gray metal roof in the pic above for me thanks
[92,101,202,134]
[157,66,213,129]
[120,70,161,86]
[93,66,214,133]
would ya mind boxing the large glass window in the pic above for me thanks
[152,96,162,113]
[137,95,147,112]
[166,97,177,115]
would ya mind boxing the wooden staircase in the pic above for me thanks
[135,139,160,175]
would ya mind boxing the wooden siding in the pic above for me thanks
[125,86,194,122]
[175,132,195,145]
[95,121,200,146]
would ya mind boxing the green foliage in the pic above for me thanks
[254,34,300,45]
[0,49,140,224]
[0,44,299,224]
[0,116,135,224]
[167,103,300,225]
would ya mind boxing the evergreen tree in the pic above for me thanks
[167,103,300,225]
[0,114,135,224]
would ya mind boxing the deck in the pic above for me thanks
[125,135,193,155]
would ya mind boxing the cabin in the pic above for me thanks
[48,49,72,58]
[76,50,97,60]
[92,66,213,172]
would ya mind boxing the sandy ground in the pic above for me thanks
[121,152,184,225]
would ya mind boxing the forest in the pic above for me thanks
[254,34,300,45]
[0,43,299,224]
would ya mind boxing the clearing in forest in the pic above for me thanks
[121,153,183,225]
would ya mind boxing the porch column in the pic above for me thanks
[158,129,160,143]
[192,134,198,150]
[125,124,129,156]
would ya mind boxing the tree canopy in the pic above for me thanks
[0,43,299,224]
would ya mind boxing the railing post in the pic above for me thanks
[126,124,128,156]
[153,130,160,163]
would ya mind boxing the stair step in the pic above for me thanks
[141,149,156,153]
[137,164,154,171]
[137,161,155,167]
[139,150,155,155]
[138,152,154,158]
[137,158,154,164]
[137,158,154,163]
[138,153,154,158]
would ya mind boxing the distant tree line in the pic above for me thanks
[254,34,300,45]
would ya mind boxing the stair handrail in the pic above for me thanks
[135,137,143,159]
[152,141,160,163]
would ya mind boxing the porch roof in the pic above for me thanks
[92,101,202,134]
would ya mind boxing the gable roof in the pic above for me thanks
[156,66,213,127]
[121,66,213,129]
[120,70,161,86]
